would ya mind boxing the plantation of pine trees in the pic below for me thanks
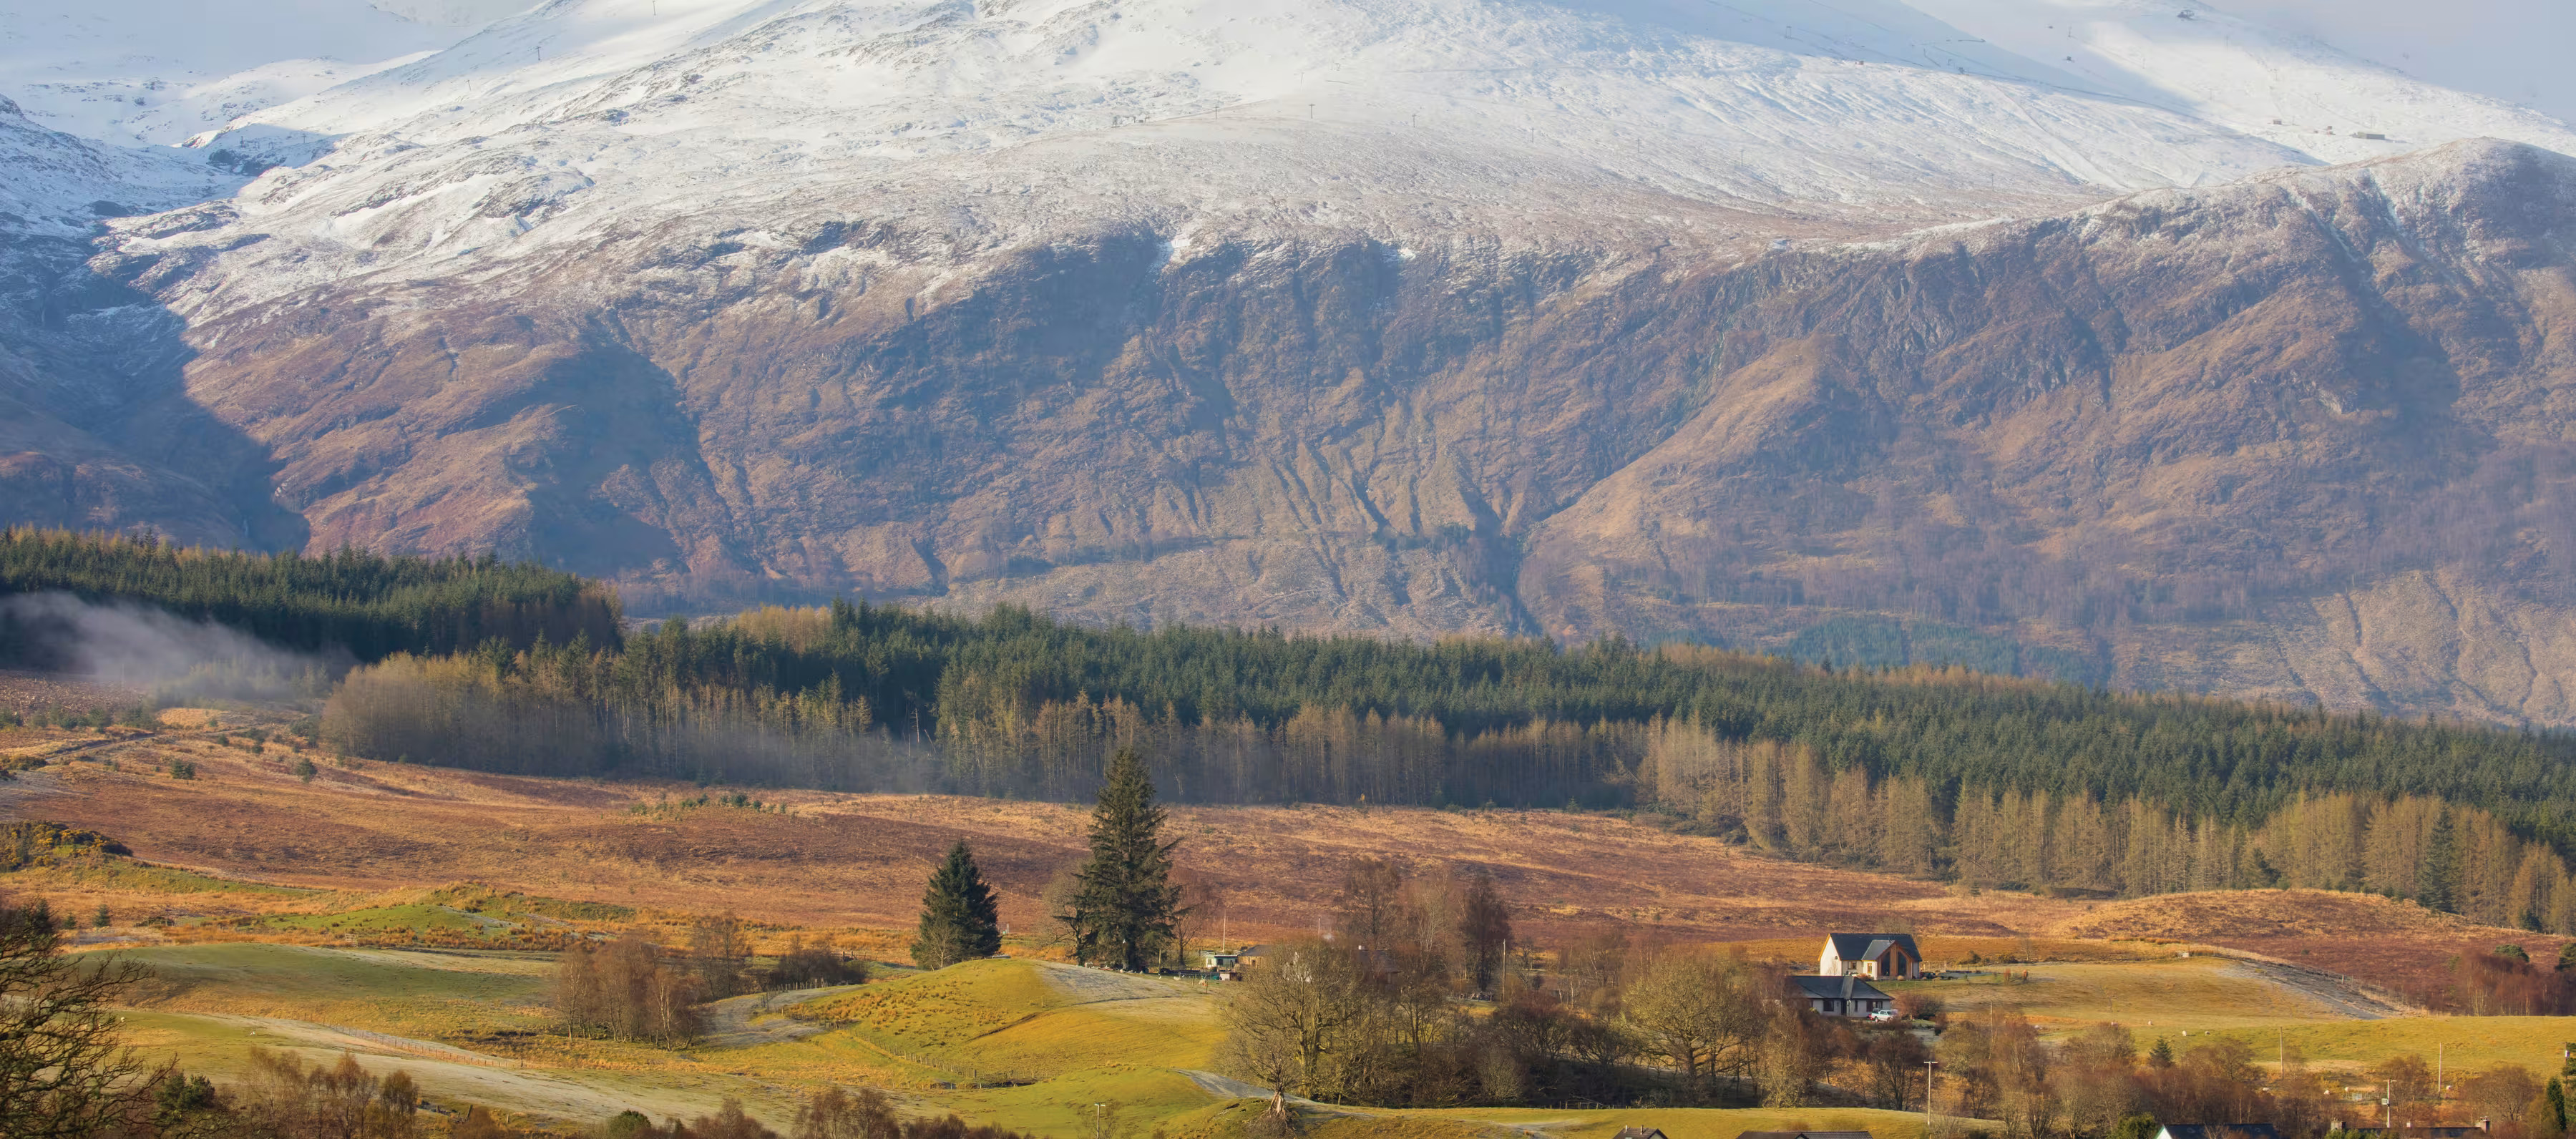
[0,529,620,663]
[303,598,2576,928]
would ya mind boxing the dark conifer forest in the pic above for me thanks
[16,530,2576,925]
[0,528,620,663]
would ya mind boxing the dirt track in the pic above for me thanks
[699,985,865,1049]
[2220,957,2415,1019]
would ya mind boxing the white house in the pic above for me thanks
[1819,932,1922,979]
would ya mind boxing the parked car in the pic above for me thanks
[1868,1007,1901,1022]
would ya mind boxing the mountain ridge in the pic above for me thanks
[6,0,2576,723]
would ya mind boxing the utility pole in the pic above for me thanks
[1093,1103,1106,1139]
[1924,1060,1939,1139]
[2384,1080,2392,1130]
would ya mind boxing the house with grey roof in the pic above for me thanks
[2158,1125,2281,1139]
[1790,973,1894,1018]
[1819,932,1922,979]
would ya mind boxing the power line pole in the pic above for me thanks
[1924,1060,1939,1139]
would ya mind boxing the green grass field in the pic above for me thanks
[119,942,556,1040]
[2173,1020,2576,1082]
[81,900,2574,1136]
[97,944,1967,1138]
[1893,955,2573,1085]
[226,904,513,937]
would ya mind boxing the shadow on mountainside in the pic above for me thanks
[0,223,307,549]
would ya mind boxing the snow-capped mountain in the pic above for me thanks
[11,0,2572,282]
[9,0,2576,725]
[0,0,532,146]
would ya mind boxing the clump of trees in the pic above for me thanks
[591,1089,1044,1139]
[2452,947,2576,1015]
[1218,857,1974,1114]
[1221,932,1853,1110]
[228,1049,431,1138]
[771,934,869,989]
[913,840,1002,970]
[554,935,705,1044]
[786,1087,1041,1139]
[687,912,756,999]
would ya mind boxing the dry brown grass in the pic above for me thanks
[0,728,2087,949]
[2049,889,2545,1000]
[0,718,2542,997]
[0,670,150,712]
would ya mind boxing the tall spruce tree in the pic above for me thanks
[1064,750,1187,971]
[2421,808,2460,913]
[912,839,1002,969]
[1458,868,1513,996]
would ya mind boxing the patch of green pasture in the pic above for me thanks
[951,996,1225,1076]
[21,857,319,896]
[114,1009,776,1130]
[127,942,550,999]
[119,942,553,1038]
[794,958,1062,1053]
[418,884,635,923]
[2167,1019,2576,1082]
[225,904,511,937]
[940,1065,1224,1138]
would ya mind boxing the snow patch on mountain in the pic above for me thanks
[0,0,519,145]
[0,97,244,238]
[122,0,2311,303]
[1903,0,2575,164]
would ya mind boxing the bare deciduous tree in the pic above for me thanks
[0,896,156,1138]
[1337,859,1407,947]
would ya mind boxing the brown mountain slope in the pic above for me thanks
[21,140,2576,721]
